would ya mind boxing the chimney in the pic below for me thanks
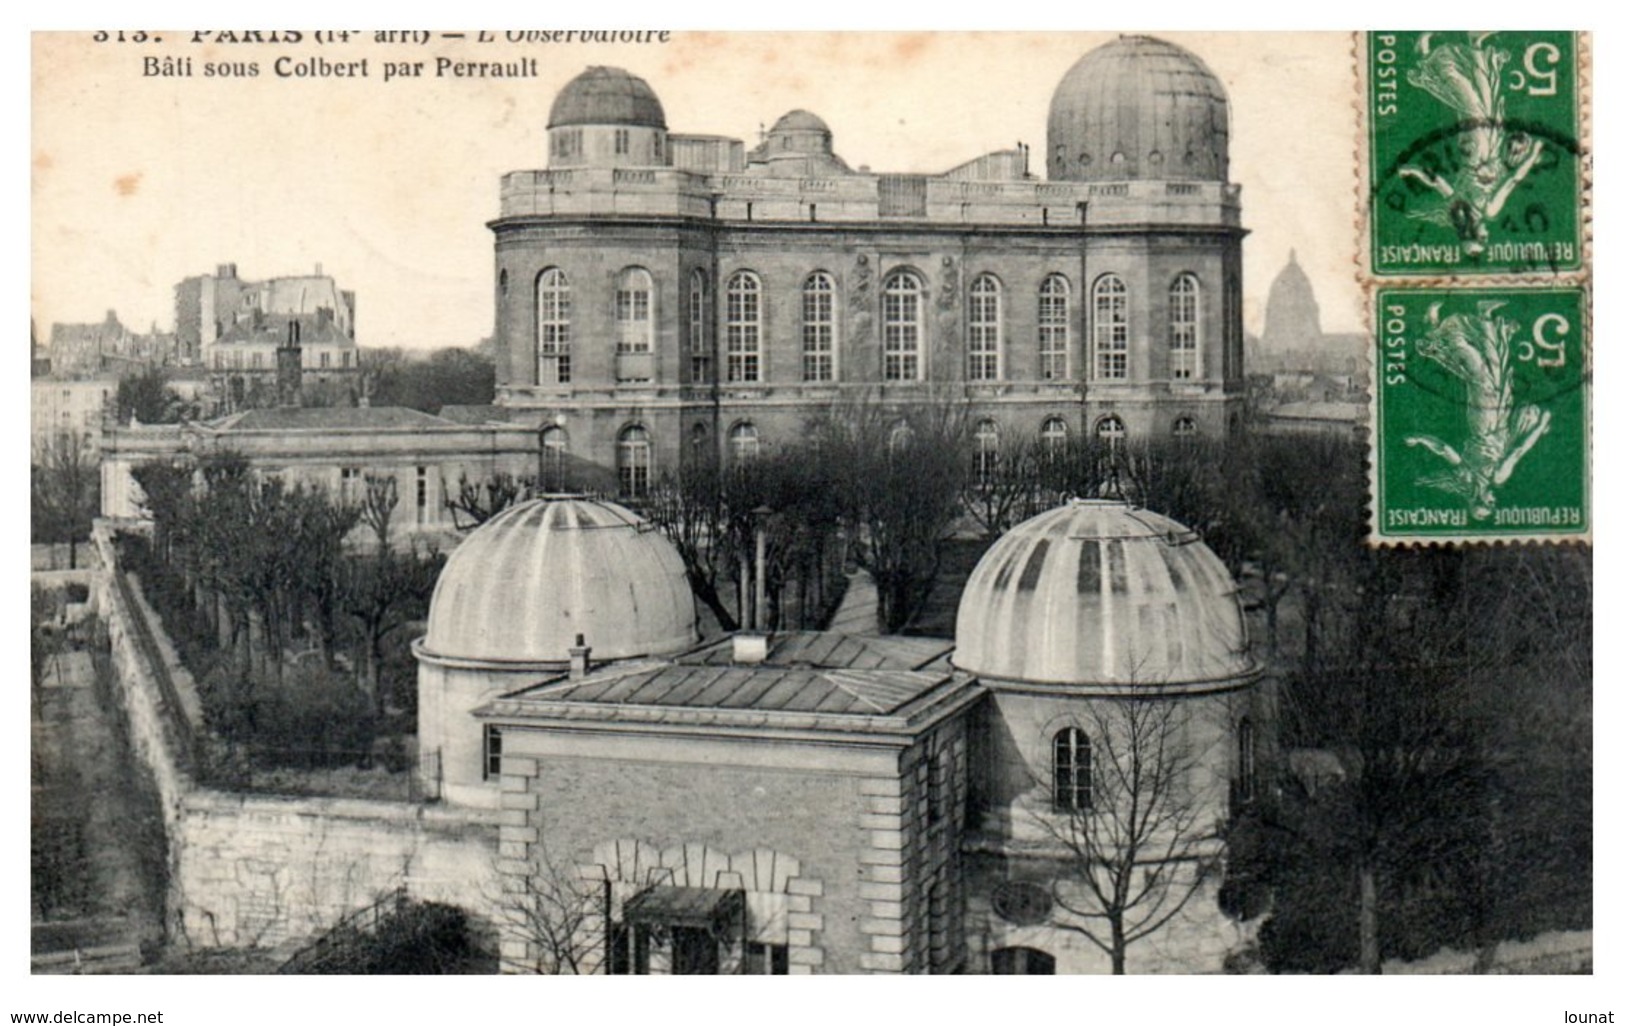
[276,319,303,407]
[569,633,591,679]
[732,632,769,665]
[314,262,324,277]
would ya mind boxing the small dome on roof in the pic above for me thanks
[769,109,831,135]
[1047,35,1229,183]
[422,497,696,666]
[954,500,1256,689]
[548,66,667,129]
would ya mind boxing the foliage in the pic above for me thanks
[115,366,195,424]
[364,345,495,413]
[32,432,101,567]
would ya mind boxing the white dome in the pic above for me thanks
[953,500,1256,689]
[421,497,697,666]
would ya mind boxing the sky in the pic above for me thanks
[31,31,1362,349]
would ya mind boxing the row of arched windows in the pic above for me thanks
[528,267,1206,386]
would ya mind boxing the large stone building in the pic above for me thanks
[486,36,1246,494]
[415,494,1267,974]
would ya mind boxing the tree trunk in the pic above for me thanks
[1358,862,1382,974]
[1110,918,1127,975]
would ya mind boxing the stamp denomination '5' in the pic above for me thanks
[1368,32,1582,277]
[1374,286,1587,542]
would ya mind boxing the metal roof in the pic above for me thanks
[1047,34,1229,183]
[548,66,666,130]
[522,661,953,717]
[682,631,953,672]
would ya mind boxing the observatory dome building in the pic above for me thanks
[488,36,1245,496]
[417,493,1267,973]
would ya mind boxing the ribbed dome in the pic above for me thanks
[548,66,666,129]
[953,500,1256,689]
[422,498,696,666]
[1047,35,1229,183]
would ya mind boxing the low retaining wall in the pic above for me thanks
[91,525,499,953]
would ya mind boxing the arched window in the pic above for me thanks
[802,272,836,382]
[1053,728,1092,812]
[540,426,569,492]
[689,270,711,384]
[1172,415,1198,441]
[1040,416,1069,454]
[1238,717,1257,804]
[1095,414,1126,450]
[882,271,924,381]
[537,268,571,384]
[968,275,1001,381]
[1039,274,1070,380]
[973,419,999,484]
[1169,273,1199,380]
[615,268,653,354]
[1093,274,1128,380]
[726,271,762,383]
[729,422,760,464]
[617,425,651,498]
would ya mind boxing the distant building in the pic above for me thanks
[47,310,178,379]
[31,375,118,455]
[100,406,536,545]
[1247,251,1365,378]
[176,263,363,411]
[488,36,1248,495]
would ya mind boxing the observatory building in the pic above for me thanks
[483,36,1246,495]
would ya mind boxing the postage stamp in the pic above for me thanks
[1372,285,1588,543]
[1365,31,1584,277]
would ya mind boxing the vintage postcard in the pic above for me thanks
[28,30,1593,1005]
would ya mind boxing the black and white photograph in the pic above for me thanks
[24,24,1597,1021]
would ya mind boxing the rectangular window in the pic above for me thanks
[339,466,363,504]
[483,725,502,781]
[745,942,789,975]
[1039,292,1069,379]
[319,350,331,369]
[802,283,834,382]
[614,128,630,155]
[416,466,429,526]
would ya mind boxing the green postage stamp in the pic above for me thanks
[1374,286,1588,543]
[1366,32,1584,277]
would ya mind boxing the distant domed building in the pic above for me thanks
[417,496,1268,973]
[488,36,1246,497]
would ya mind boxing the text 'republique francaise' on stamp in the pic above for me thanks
[1362,32,1586,279]
[1372,286,1588,545]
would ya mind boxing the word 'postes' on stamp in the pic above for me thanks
[1368,32,1582,277]
[1374,286,1587,542]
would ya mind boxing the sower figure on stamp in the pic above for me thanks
[1399,32,1546,256]
[1405,300,1552,521]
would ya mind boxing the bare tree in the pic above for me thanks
[812,389,967,632]
[1038,694,1225,975]
[442,471,535,531]
[32,431,101,569]
[491,832,604,974]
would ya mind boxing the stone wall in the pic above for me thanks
[91,524,499,954]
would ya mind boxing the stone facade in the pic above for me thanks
[488,39,1246,494]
